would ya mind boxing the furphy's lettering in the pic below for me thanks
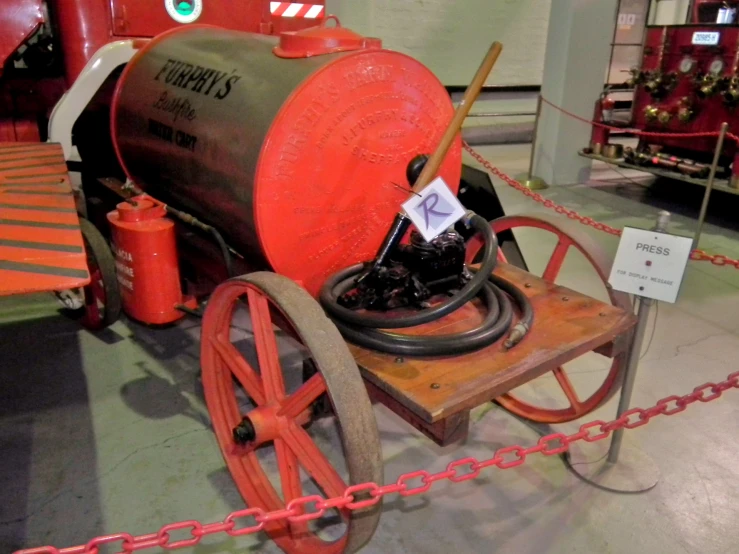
[154,57,242,100]
[344,65,393,90]
[636,243,670,256]
[274,99,329,179]
[175,130,197,152]
[153,91,196,122]
[148,119,173,142]
[148,119,199,152]
[214,73,242,99]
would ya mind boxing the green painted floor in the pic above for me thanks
[2,144,738,554]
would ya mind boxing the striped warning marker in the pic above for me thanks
[270,2,325,18]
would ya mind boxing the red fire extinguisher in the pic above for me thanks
[107,195,189,325]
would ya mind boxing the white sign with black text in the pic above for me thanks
[608,227,693,303]
[402,177,467,242]
[691,31,720,46]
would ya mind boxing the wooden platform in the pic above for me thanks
[350,263,636,443]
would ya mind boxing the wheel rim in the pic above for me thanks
[201,274,382,554]
[466,214,631,423]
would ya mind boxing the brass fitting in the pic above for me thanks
[696,74,719,98]
[722,77,739,104]
[677,106,693,122]
[723,87,739,104]
[643,71,676,97]
[643,76,662,95]
[503,323,530,350]
[644,105,659,122]
[657,110,672,124]
[626,68,644,88]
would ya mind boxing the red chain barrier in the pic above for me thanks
[539,96,739,144]
[462,141,739,270]
[15,371,739,554]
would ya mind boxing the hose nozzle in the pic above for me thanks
[503,322,529,350]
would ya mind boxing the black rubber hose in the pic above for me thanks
[332,278,514,356]
[320,214,497,329]
[208,227,235,278]
[320,214,534,356]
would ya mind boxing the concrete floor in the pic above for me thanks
[2,144,739,554]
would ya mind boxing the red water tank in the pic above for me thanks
[110,21,461,295]
[107,196,185,324]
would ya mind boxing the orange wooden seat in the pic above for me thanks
[0,142,89,295]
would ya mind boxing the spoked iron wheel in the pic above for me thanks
[466,214,632,423]
[73,218,121,330]
[201,272,383,554]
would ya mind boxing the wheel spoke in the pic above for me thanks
[274,437,310,535]
[552,367,582,409]
[275,437,303,502]
[282,420,348,499]
[278,373,327,419]
[89,274,105,302]
[247,289,285,403]
[541,237,571,282]
[84,287,102,325]
[211,334,266,406]
[497,248,508,263]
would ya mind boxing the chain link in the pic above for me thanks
[15,371,739,554]
[539,96,739,144]
[462,141,739,270]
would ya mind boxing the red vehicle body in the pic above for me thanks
[590,0,739,186]
[0,0,325,142]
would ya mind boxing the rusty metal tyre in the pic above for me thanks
[466,213,632,423]
[76,218,122,330]
[201,272,383,554]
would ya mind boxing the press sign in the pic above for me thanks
[608,227,693,303]
[692,31,720,46]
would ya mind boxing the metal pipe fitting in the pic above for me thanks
[677,106,694,122]
[503,322,529,350]
[644,105,659,122]
[657,110,672,124]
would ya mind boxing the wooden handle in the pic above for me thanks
[411,41,503,193]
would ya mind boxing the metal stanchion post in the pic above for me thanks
[515,94,549,190]
[563,211,670,493]
[693,122,728,250]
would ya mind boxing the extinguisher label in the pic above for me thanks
[112,243,135,291]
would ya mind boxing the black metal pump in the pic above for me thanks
[320,211,534,356]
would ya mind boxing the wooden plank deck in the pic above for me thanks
[351,263,636,424]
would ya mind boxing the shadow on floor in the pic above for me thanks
[0,314,103,552]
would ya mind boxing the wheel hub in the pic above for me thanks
[54,288,85,310]
[233,402,313,447]
[232,417,256,445]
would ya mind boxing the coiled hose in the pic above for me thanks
[320,213,534,356]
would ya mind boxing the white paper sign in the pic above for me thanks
[402,177,466,242]
[608,227,693,303]
[692,31,720,45]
